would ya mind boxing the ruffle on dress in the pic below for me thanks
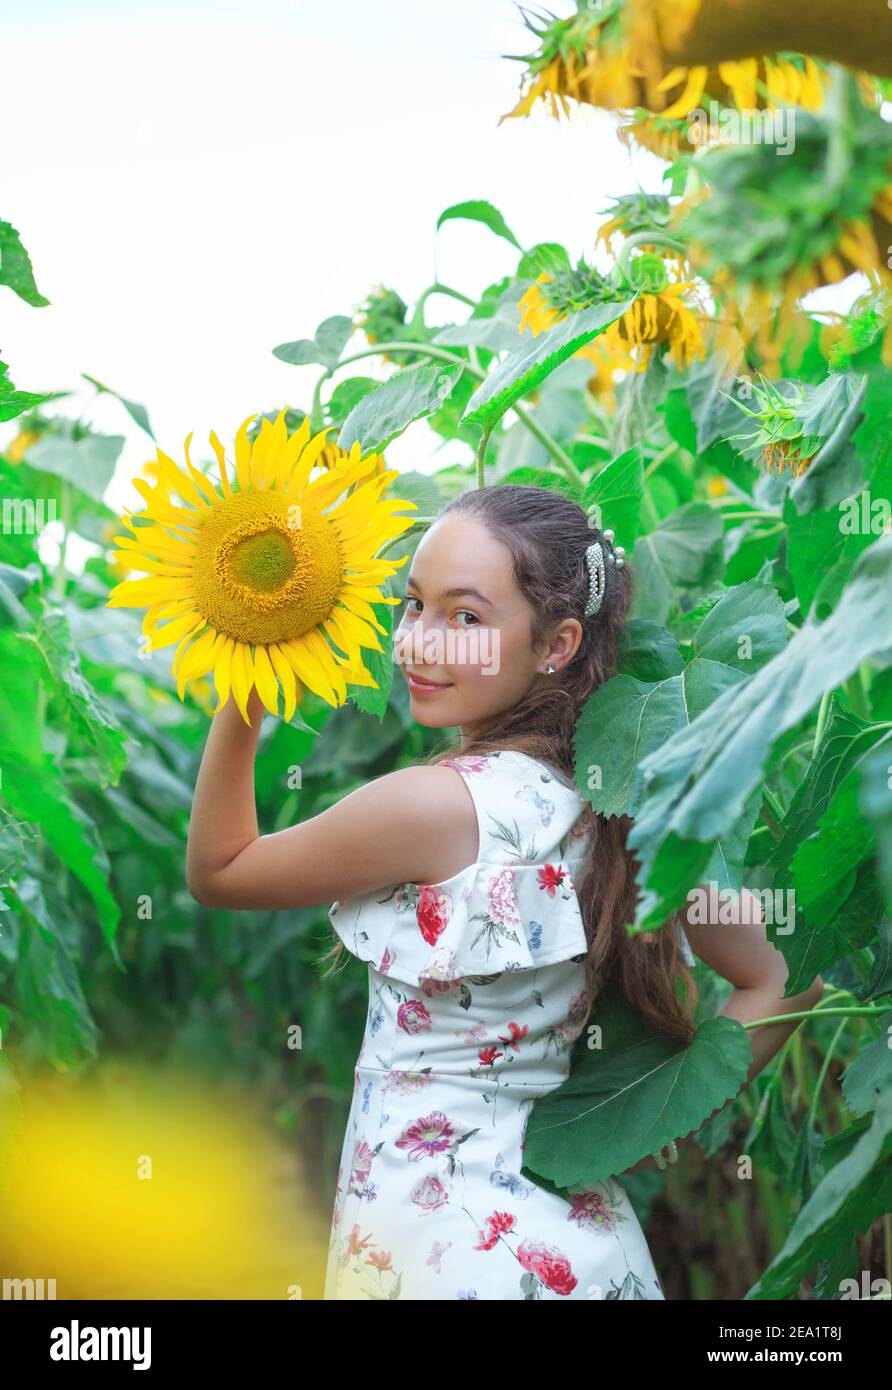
[328,856,589,988]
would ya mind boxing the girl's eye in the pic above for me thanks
[455,610,479,627]
[404,596,422,614]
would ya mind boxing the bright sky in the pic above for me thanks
[1,0,667,527]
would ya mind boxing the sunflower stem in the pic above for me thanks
[616,232,688,284]
[475,425,493,488]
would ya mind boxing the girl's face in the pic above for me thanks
[393,515,582,742]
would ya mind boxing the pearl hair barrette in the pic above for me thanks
[584,529,625,619]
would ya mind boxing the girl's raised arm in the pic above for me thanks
[186,691,480,912]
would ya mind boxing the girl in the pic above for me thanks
[187,483,823,1300]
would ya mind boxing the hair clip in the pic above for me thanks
[584,530,625,618]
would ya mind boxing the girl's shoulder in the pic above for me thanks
[435,748,588,864]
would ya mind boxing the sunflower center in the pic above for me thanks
[230,530,296,592]
[192,491,344,646]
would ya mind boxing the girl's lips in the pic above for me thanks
[406,672,451,693]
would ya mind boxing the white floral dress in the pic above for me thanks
[324,749,669,1301]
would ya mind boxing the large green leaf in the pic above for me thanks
[436,199,522,250]
[461,296,638,429]
[582,446,644,547]
[631,503,724,624]
[766,697,889,871]
[841,1012,892,1116]
[745,1090,892,1299]
[521,986,752,1190]
[0,221,49,307]
[784,495,873,619]
[24,607,127,785]
[790,772,875,924]
[627,534,892,928]
[338,362,464,455]
[576,582,783,894]
[861,741,892,912]
[24,432,124,504]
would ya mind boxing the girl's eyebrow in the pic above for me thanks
[405,574,494,609]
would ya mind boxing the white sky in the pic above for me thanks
[1,0,667,526]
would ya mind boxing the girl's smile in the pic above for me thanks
[406,671,452,694]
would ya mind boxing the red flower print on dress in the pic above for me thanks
[379,946,395,975]
[537,863,570,898]
[397,998,432,1035]
[417,885,452,945]
[517,1239,578,1295]
[348,1138,376,1194]
[366,1249,393,1270]
[568,1187,617,1233]
[410,1174,450,1213]
[474,1210,516,1250]
[488,868,522,928]
[497,1021,529,1051]
[345,1224,375,1261]
[477,1045,504,1068]
[395,1109,462,1161]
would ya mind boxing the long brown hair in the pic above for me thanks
[324,483,697,1043]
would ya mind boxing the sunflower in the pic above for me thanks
[106,410,416,724]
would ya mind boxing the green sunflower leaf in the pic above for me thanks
[626,534,892,929]
[273,315,354,369]
[337,362,464,456]
[436,199,522,250]
[0,221,49,307]
[521,986,752,1191]
[461,295,638,429]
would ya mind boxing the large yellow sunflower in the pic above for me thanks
[106,410,416,724]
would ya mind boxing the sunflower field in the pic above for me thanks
[2,0,892,1303]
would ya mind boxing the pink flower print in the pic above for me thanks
[498,1021,529,1051]
[384,1069,435,1096]
[348,1139,375,1193]
[477,1045,503,1068]
[379,946,395,975]
[417,885,452,945]
[488,868,522,928]
[438,755,489,775]
[410,1174,450,1213]
[366,1249,393,1271]
[517,1239,578,1296]
[568,1187,616,1233]
[537,863,569,898]
[474,1210,516,1250]
[395,1109,461,1161]
[397,998,432,1035]
[426,1240,452,1272]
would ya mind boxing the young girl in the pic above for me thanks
[187,483,823,1301]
